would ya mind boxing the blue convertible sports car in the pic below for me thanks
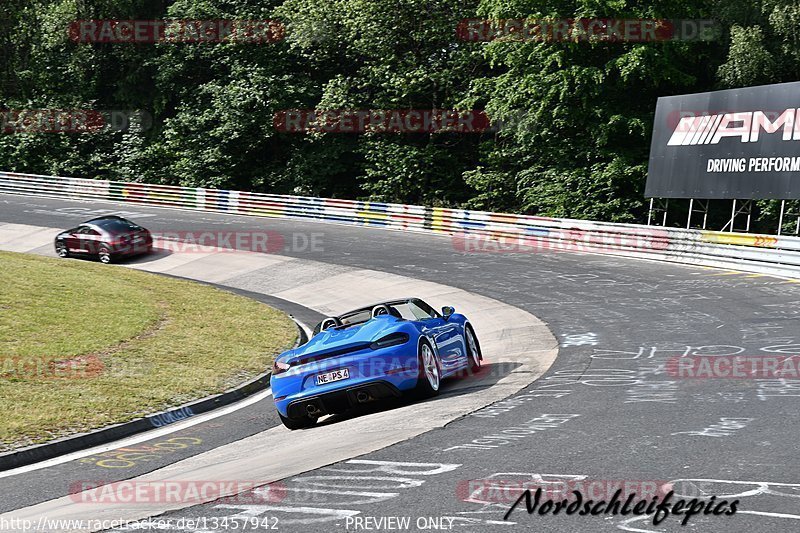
[271,298,483,430]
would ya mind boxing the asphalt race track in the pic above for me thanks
[2,193,800,532]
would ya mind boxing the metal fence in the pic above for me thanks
[2,171,800,279]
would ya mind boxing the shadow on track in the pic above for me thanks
[309,361,522,429]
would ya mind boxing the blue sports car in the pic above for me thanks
[271,298,483,430]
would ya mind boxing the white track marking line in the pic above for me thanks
[293,318,313,340]
[738,510,800,520]
[0,388,273,479]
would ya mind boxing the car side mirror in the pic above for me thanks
[442,306,455,320]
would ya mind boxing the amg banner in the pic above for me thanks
[646,81,800,199]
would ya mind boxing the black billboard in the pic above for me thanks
[646,81,800,199]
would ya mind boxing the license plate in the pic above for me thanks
[316,368,350,386]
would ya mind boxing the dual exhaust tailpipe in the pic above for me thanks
[304,390,373,416]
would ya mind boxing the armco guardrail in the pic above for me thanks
[2,171,800,279]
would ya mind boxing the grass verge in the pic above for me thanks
[0,251,297,451]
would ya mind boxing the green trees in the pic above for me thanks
[0,0,796,222]
[458,0,723,220]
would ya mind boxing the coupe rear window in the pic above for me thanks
[94,219,142,232]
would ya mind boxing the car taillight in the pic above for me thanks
[370,333,409,350]
[273,360,291,375]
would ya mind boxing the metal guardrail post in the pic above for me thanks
[646,198,669,227]
[779,200,786,236]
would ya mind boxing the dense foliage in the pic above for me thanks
[1,0,798,224]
